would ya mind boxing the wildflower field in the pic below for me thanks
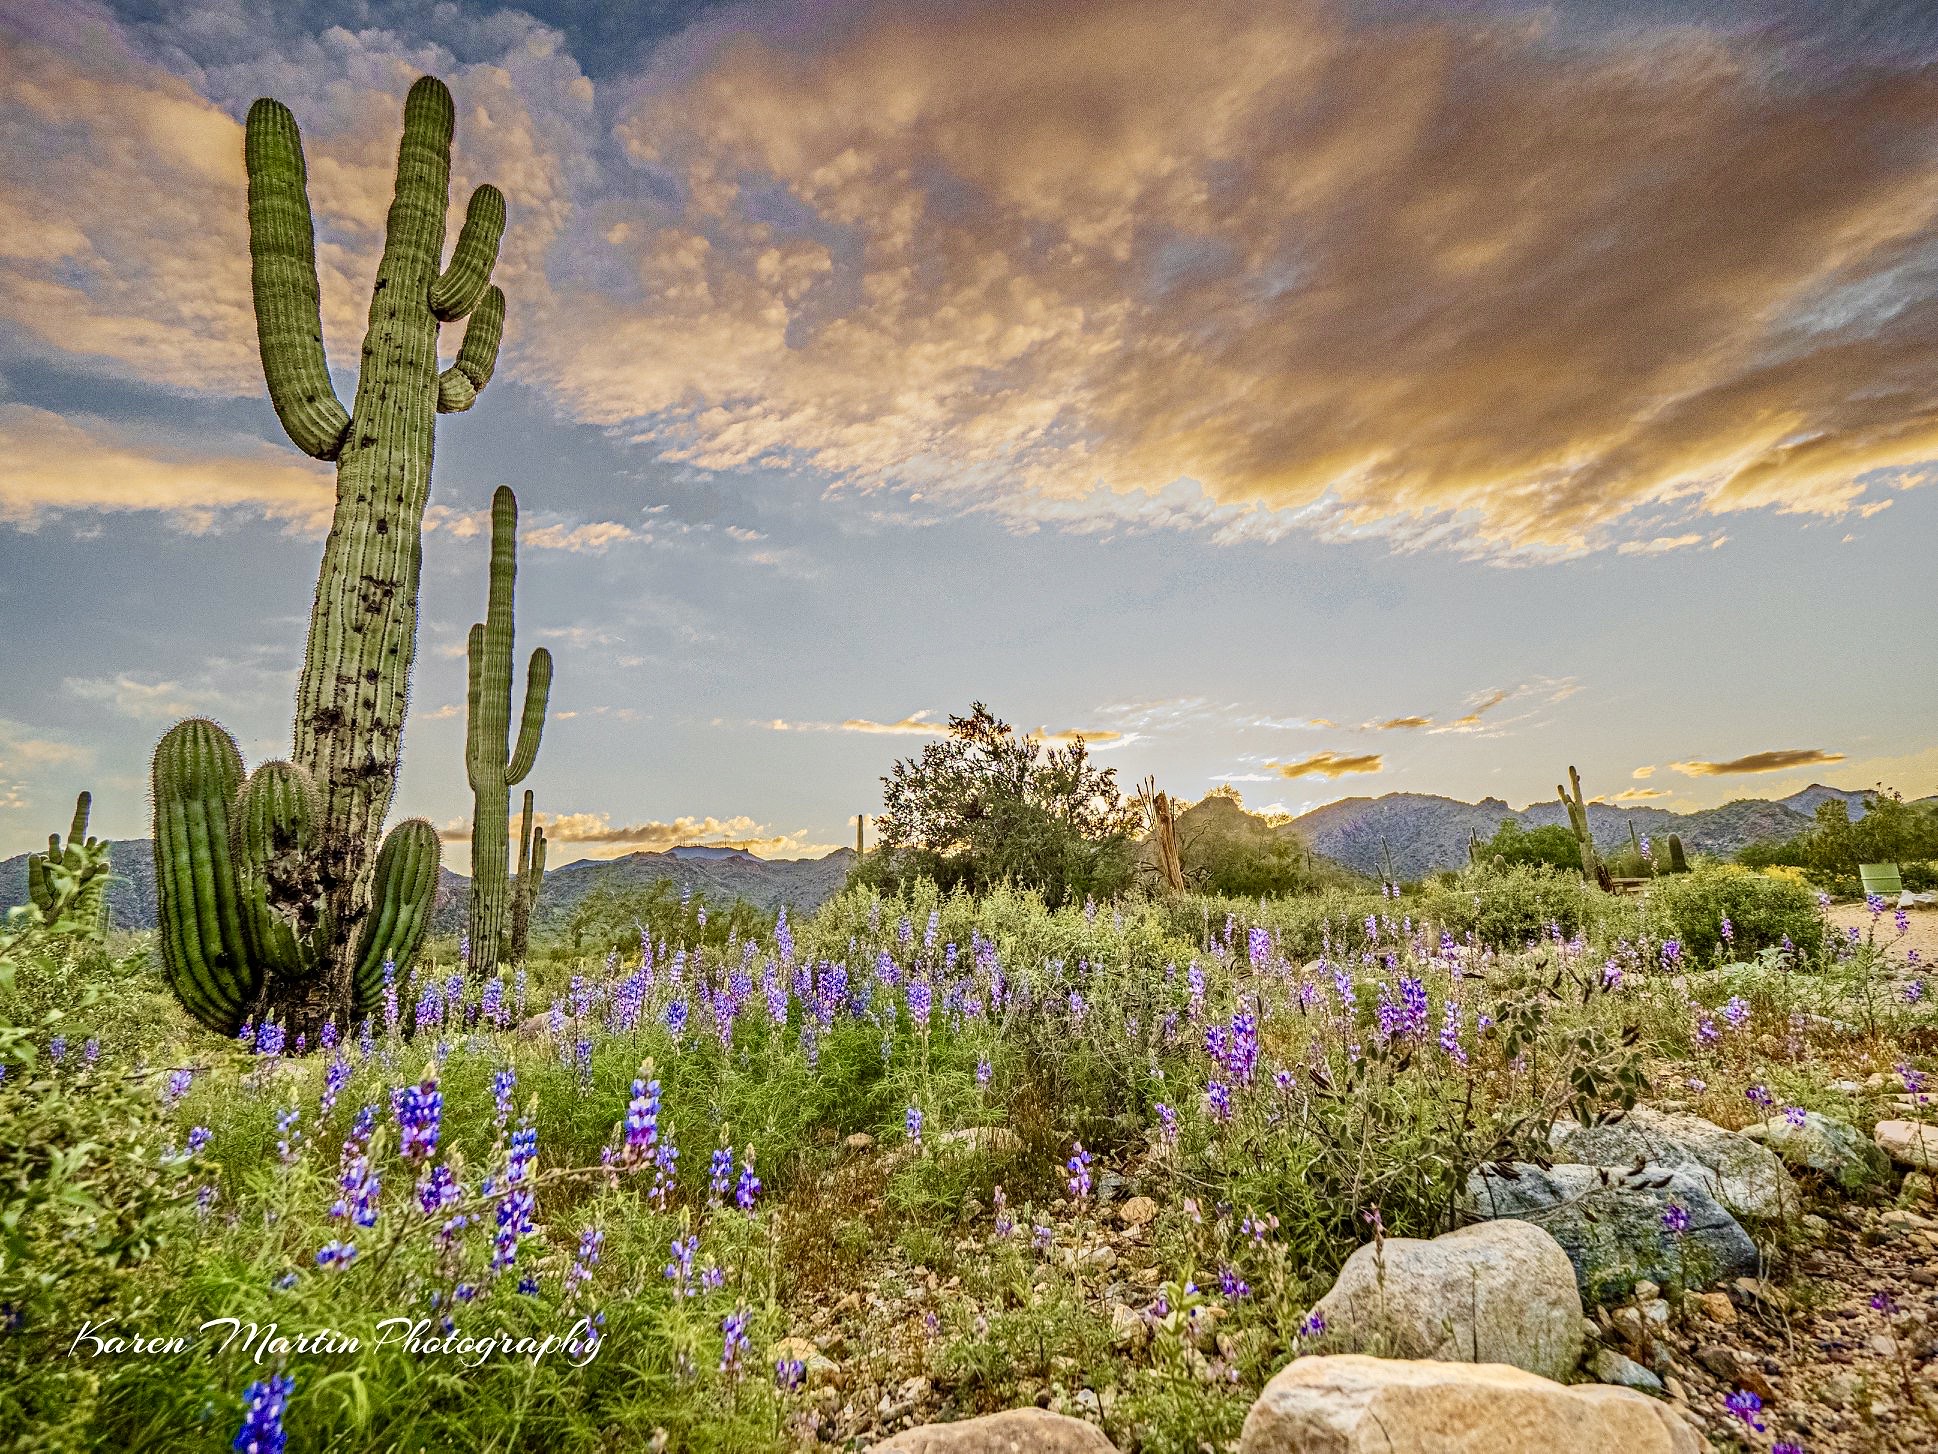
[5,863,1934,1453]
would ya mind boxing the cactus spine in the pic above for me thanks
[466,487,552,976]
[1557,765,1604,887]
[508,790,547,964]
[153,75,502,1038]
[26,792,111,940]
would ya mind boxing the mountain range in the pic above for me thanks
[1286,783,1871,880]
[0,784,1880,932]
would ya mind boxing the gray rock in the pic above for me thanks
[1875,1119,1938,1171]
[869,1407,1119,1452]
[1741,1110,1890,1191]
[1590,1348,1664,1393]
[1548,1107,1797,1221]
[1239,1355,1702,1454]
[1466,1163,1760,1304]
[1311,1220,1584,1381]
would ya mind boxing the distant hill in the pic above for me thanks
[1288,788,1854,880]
[1776,784,1873,820]
[2,840,856,934]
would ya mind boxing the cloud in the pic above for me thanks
[521,520,643,553]
[1632,765,1657,779]
[1671,748,1847,776]
[768,712,945,736]
[1612,787,1672,801]
[1270,751,1384,780]
[0,405,332,532]
[0,2,593,393]
[1029,727,1132,750]
[1368,715,1432,731]
[63,673,222,720]
[0,718,90,773]
[1616,533,1712,556]
[517,0,1938,555]
[440,809,838,859]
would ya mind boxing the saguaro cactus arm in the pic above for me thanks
[430,184,506,320]
[244,99,351,461]
[438,284,505,413]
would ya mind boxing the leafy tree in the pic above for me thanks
[1483,819,1585,873]
[863,703,1139,907]
[1171,789,1337,897]
[1739,788,1938,888]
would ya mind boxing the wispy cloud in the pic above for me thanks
[1633,765,1657,779]
[521,521,643,553]
[1270,751,1384,780]
[1671,748,1847,776]
[1367,715,1432,731]
[0,406,331,533]
[1612,786,1672,801]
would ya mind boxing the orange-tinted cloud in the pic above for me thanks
[1271,751,1383,779]
[1369,715,1432,731]
[0,405,331,532]
[441,810,837,859]
[1612,787,1672,801]
[1672,748,1847,776]
[523,0,1938,554]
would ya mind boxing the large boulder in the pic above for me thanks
[1875,1119,1938,1171]
[1466,1163,1759,1304]
[1310,1220,1583,1381]
[869,1408,1118,1452]
[1548,1107,1797,1221]
[1741,1110,1890,1191]
[1239,1355,1702,1454]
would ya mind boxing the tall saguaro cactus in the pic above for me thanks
[27,792,111,940]
[467,487,552,975]
[152,76,505,1038]
[1557,765,1606,888]
[508,789,548,964]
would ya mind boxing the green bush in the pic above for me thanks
[1415,864,1641,950]
[1644,864,1825,966]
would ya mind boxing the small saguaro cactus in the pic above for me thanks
[26,792,111,940]
[1664,833,1688,874]
[508,789,548,964]
[153,75,505,1039]
[467,487,552,976]
[1556,765,1605,888]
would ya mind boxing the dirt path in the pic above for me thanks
[1825,903,1938,970]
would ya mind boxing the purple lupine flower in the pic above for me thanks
[332,1152,380,1227]
[320,1055,352,1117]
[187,1125,212,1155]
[232,1372,294,1454]
[1723,996,1751,1030]
[1206,1081,1232,1122]
[255,1021,285,1058]
[1066,1141,1093,1202]
[1032,1224,1054,1253]
[492,1068,516,1128]
[993,1184,1014,1237]
[1662,1203,1690,1235]
[276,1108,300,1161]
[164,1068,193,1107]
[395,1072,442,1161]
[775,1356,806,1392]
[651,1141,679,1207]
[1785,1104,1808,1127]
[416,1163,458,1217]
[975,1057,993,1090]
[664,1234,698,1297]
[1660,940,1682,969]
[1746,1084,1774,1109]
[905,1106,924,1147]
[906,977,933,1030]
[1724,1390,1764,1431]
[1155,1102,1179,1145]
[1439,1001,1467,1065]
[622,1067,661,1165]
[481,977,504,1027]
[734,1149,762,1211]
[709,1146,734,1203]
[381,959,399,1034]
[1299,1311,1326,1338]
[720,1309,751,1377]
[315,1240,356,1270]
[1219,1266,1251,1300]
[489,1124,539,1274]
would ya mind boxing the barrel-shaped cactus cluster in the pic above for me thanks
[466,486,551,975]
[152,75,508,1039]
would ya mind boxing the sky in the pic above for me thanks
[2,0,1936,864]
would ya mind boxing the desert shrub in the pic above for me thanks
[1414,863,1641,950]
[1645,863,1825,965]
[1481,819,1586,873]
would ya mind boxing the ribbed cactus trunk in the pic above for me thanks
[467,487,551,977]
[508,790,547,964]
[152,75,506,1041]
[1557,765,1605,890]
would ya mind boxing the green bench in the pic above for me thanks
[1859,863,1904,898]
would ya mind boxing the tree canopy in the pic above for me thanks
[863,703,1139,906]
